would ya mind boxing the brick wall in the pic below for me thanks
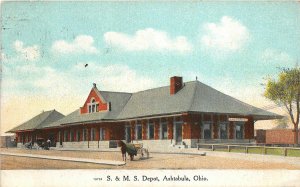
[167,117,173,139]
[229,122,234,139]
[142,120,147,140]
[256,129,300,144]
[182,114,192,139]
[244,118,254,139]
[131,121,136,140]
[80,88,108,114]
[213,116,218,139]
[154,119,160,140]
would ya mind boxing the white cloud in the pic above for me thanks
[73,62,156,92]
[13,40,40,61]
[104,28,192,53]
[52,35,99,54]
[201,16,250,54]
[261,49,295,65]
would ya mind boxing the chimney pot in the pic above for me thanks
[93,83,96,88]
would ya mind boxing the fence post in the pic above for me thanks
[212,145,214,151]
[228,145,230,152]
[264,147,267,155]
[284,148,287,156]
[245,146,248,154]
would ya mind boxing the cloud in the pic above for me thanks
[261,49,295,65]
[13,40,40,61]
[52,35,99,54]
[2,60,157,99]
[104,28,192,53]
[201,16,250,54]
[73,62,156,92]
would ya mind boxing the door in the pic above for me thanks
[125,126,131,143]
[59,131,62,145]
[203,124,211,139]
[48,133,56,147]
[175,123,182,144]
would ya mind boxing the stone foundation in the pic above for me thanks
[17,143,24,148]
[61,141,110,149]
[132,139,173,151]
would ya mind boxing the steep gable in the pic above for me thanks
[80,84,108,114]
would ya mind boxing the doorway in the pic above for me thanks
[175,123,182,144]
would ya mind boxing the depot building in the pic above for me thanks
[8,76,282,150]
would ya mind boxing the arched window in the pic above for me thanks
[88,98,99,113]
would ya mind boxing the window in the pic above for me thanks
[136,125,142,140]
[100,128,105,141]
[148,123,154,139]
[76,130,81,141]
[58,131,61,142]
[83,128,88,141]
[203,123,211,139]
[220,123,227,139]
[235,123,244,139]
[70,130,75,142]
[64,130,68,142]
[160,122,168,139]
[90,128,96,141]
[88,99,99,113]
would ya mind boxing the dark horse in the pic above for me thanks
[118,140,137,161]
[118,140,127,162]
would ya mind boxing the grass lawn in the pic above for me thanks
[287,149,300,157]
[265,148,284,156]
[208,146,300,157]
[248,147,264,154]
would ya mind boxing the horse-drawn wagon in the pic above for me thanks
[119,141,149,161]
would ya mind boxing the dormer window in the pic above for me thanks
[88,98,99,113]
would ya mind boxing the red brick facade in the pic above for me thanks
[256,129,300,144]
[80,88,108,114]
[16,112,256,148]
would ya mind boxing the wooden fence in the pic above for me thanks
[197,143,300,157]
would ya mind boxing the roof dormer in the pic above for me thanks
[80,83,108,114]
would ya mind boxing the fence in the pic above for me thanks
[197,143,300,157]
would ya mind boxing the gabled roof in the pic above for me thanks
[117,81,281,120]
[7,110,65,132]
[189,81,281,120]
[44,91,132,127]
[43,80,281,127]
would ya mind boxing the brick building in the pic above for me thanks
[256,129,300,145]
[8,76,282,150]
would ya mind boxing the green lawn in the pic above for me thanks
[287,149,300,157]
[204,146,300,157]
[265,148,284,156]
[248,147,264,154]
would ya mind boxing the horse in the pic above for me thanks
[118,140,127,162]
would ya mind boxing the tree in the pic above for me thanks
[264,67,300,145]
[274,116,289,129]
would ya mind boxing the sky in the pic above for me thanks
[1,1,299,135]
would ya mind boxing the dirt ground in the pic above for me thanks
[1,148,300,170]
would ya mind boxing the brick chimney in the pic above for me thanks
[170,76,183,95]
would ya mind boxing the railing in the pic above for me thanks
[197,143,300,157]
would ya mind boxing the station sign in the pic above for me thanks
[228,118,248,122]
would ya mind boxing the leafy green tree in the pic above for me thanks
[264,67,300,145]
[274,117,289,129]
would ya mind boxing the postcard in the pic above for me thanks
[1,1,300,186]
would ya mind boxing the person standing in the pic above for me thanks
[47,139,51,149]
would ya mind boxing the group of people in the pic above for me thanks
[24,138,52,150]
